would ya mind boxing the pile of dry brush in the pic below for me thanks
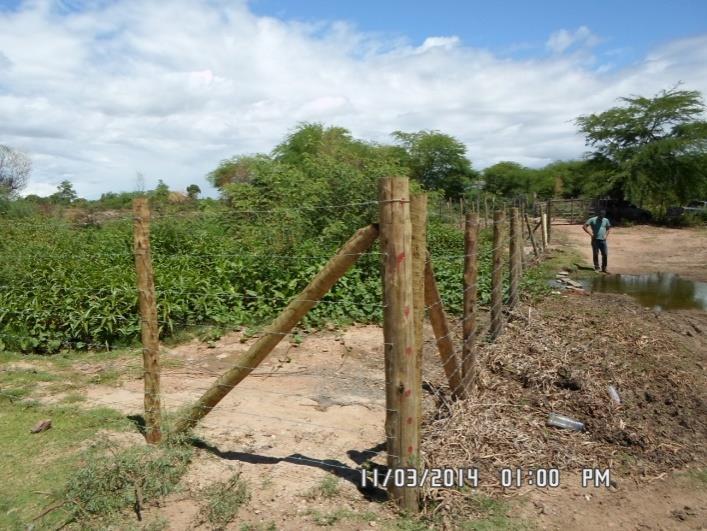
[421,292,706,514]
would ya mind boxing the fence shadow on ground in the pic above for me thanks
[193,439,390,502]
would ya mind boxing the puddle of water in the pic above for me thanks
[587,272,707,311]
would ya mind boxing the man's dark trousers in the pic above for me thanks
[592,238,608,271]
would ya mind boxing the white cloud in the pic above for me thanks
[546,26,601,54]
[418,36,461,52]
[0,2,705,198]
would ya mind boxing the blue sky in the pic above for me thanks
[0,0,706,198]
[250,0,707,63]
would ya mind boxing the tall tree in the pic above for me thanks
[483,161,533,197]
[186,184,201,200]
[576,87,707,209]
[51,180,77,204]
[392,130,478,199]
[153,179,170,202]
[0,145,31,198]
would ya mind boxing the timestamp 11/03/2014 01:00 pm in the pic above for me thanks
[360,468,612,489]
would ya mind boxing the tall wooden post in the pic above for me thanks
[490,210,505,340]
[509,207,521,309]
[380,177,419,512]
[546,200,553,243]
[410,193,426,457]
[541,208,548,251]
[462,212,479,394]
[483,196,489,229]
[174,224,379,433]
[133,198,162,444]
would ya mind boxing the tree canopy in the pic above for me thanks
[392,130,478,199]
[576,87,707,208]
[481,161,559,199]
[207,123,406,246]
[51,180,77,204]
[0,145,31,198]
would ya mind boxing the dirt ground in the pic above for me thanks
[554,223,707,282]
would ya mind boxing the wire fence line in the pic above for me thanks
[2,188,553,511]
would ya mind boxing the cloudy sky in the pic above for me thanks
[1,0,706,198]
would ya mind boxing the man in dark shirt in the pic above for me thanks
[583,210,611,272]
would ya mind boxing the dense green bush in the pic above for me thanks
[0,205,504,353]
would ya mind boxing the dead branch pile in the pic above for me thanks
[421,293,706,510]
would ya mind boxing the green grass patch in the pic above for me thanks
[54,436,193,529]
[239,522,278,531]
[196,472,250,529]
[303,474,340,500]
[60,392,87,404]
[685,467,707,487]
[0,396,134,530]
[387,494,530,531]
[454,495,530,530]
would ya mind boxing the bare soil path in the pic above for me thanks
[554,223,707,281]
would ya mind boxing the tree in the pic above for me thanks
[576,87,707,209]
[153,179,170,202]
[206,123,405,246]
[51,180,77,204]
[392,130,478,199]
[186,184,201,200]
[0,145,31,198]
[537,160,593,198]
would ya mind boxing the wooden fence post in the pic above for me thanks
[483,196,489,229]
[546,200,553,243]
[509,207,521,309]
[570,199,575,224]
[490,210,505,340]
[462,212,479,394]
[410,193,426,455]
[380,177,419,512]
[524,212,540,258]
[133,198,162,444]
[541,208,548,251]
[424,258,465,399]
[174,224,379,433]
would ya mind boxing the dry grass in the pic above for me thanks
[420,292,706,518]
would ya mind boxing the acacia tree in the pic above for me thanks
[576,87,707,209]
[0,145,31,198]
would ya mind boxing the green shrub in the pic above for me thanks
[197,472,250,529]
[53,437,193,527]
[1,204,513,353]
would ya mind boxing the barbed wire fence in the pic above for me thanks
[0,178,552,513]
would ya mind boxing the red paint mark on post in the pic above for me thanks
[395,251,406,273]
[405,346,412,356]
[408,446,413,454]
[404,389,412,398]
[404,306,410,317]
[407,417,413,424]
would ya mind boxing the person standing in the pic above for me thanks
[583,210,611,272]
